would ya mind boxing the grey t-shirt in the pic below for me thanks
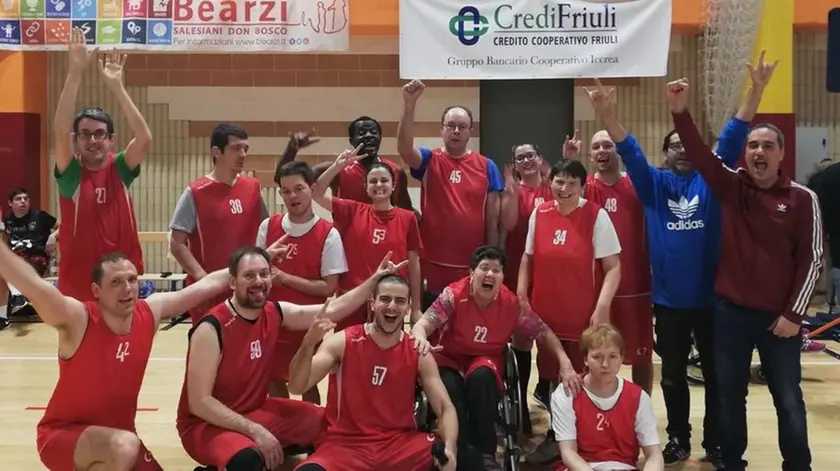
[170,187,269,233]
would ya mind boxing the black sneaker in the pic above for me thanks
[8,295,28,315]
[0,318,9,332]
[701,447,724,469]
[533,379,550,410]
[663,437,690,467]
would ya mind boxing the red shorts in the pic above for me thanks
[611,295,654,365]
[335,303,369,333]
[272,329,307,382]
[556,465,636,471]
[536,340,585,381]
[434,352,504,391]
[37,424,162,471]
[297,432,437,470]
[422,261,468,294]
[179,398,325,467]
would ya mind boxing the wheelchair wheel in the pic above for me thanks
[504,448,520,471]
[504,346,523,434]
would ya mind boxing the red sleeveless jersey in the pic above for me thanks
[573,380,643,466]
[58,154,143,301]
[38,301,156,432]
[338,157,403,206]
[331,198,422,291]
[432,277,520,358]
[419,149,489,268]
[585,175,651,296]
[323,324,419,441]
[176,302,282,432]
[504,181,553,290]
[530,201,602,340]
[185,175,264,287]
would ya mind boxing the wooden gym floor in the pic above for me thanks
[2,322,840,470]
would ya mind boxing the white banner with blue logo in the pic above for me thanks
[399,0,672,80]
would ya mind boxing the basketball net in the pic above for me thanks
[700,0,763,137]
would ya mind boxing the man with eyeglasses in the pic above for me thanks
[50,29,152,302]
[396,80,504,309]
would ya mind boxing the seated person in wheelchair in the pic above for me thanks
[552,324,663,471]
[289,274,459,471]
[411,245,582,469]
[176,248,400,471]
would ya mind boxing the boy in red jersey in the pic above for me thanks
[277,118,415,210]
[410,245,580,470]
[519,159,622,465]
[290,275,458,471]
[397,80,504,308]
[169,123,269,322]
[50,30,152,302]
[257,161,348,404]
[313,146,423,325]
[551,324,663,471]
[0,242,232,471]
[178,247,407,471]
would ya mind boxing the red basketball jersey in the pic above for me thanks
[338,157,403,206]
[38,301,156,432]
[585,175,651,296]
[530,200,603,340]
[176,301,282,431]
[432,277,520,357]
[419,149,489,268]
[331,198,422,290]
[504,181,553,290]
[58,154,144,301]
[323,324,419,441]
[185,175,264,287]
[573,380,643,466]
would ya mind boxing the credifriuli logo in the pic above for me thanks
[449,6,489,46]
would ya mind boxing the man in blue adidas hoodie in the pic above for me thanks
[583,63,771,468]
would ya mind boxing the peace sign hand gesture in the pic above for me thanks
[68,27,97,74]
[303,299,335,348]
[99,48,127,89]
[581,79,615,114]
[334,143,367,169]
[374,251,409,278]
[562,129,581,159]
[747,49,778,91]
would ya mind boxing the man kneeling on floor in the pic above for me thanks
[290,274,459,471]
[176,246,408,471]
[552,324,664,471]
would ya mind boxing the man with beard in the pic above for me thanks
[177,247,406,471]
[50,30,152,302]
[277,118,414,210]
[579,58,774,466]
[410,245,580,470]
[290,275,458,471]
[397,80,504,308]
[170,123,269,322]
[256,161,348,404]
[0,241,233,471]
[668,77,821,471]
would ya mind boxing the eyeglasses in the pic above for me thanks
[514,152,538,163]
[668,142,684,151]
[76,130,111,141]
[443,123,470,132]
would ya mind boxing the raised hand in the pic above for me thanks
[303,299,335,347]
[402,79,426,104]
[334,143,367,169]
[581,79,615,113]
[665,78,690,113]
[288,128,320,150]
[562,129,581,159]
[266,234,290,261]
[68,27,96,73]
[503,165,519,196]
[747,49,778,91]
[374,251,409,277]
[98,48,127,88]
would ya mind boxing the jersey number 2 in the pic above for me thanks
[229,199,243,214]
[116,341,130,362]
[372,365,388,386]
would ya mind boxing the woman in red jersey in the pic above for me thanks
[313,145,423,330]
[551,324,663,471]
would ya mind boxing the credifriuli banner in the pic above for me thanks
[0,0,349,51]
[399,0,672,80]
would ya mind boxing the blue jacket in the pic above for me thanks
[616,118,749,309]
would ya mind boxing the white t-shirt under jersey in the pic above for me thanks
[551,376,660,470]
[255,214,348,277]
[524,198,621,258]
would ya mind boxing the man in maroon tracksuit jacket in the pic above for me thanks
[666,77,822,471]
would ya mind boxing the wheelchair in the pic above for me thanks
[414,344,523,471]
